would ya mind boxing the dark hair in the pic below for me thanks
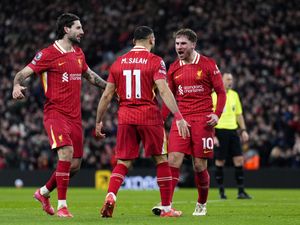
[133,26,153,41]
[174,28,197,43]
[56,13,80,39]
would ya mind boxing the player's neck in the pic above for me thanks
[183,50,197,64]
[56,39,74,52]
[134,41,151,51]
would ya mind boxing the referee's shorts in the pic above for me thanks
[214,129,242,160]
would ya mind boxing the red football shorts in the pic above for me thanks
[168,118,214,159]
[43,118,83,158]
[115,124,166,160]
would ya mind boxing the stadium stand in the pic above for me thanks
[0,0,299,170]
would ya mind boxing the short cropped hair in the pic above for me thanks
[133,26,153,41]
[56,13,80,39]
[174,28,197,43]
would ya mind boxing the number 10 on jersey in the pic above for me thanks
[123,69,141,99]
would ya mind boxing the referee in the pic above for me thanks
[212,73,251,199]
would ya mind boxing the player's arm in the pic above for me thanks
[12,66,34,99]
[83,67,107,89]
[207,63,226,126]
[161,70,175,120]
[95,82,115,138]
[155,79,190,139]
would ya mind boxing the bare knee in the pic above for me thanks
[153,155,168,165]
[57,146,73,162]
[193,158,207,172]
[117,159,133,169]
[168,152,184,168]
[233,156,244,167]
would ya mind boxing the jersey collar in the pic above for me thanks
[130,46,149,52]
[53,40,75,54]
[179,52,200,66]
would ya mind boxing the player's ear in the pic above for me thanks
[133,39,136,45]
[191,42,196,49]
[149,35,155,46]
[64,26,70,35]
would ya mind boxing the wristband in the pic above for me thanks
[174,112,183,120]
[241,129,247,133]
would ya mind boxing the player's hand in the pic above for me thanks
[241,130,249,143]
[12,84,27,100]
[206,113,219,127]
[213,136,220,147]
[175,119,190,139]
[95,121,106,138]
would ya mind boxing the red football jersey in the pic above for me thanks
[108,46,166,125]
[167,52,226,120]
[28,41,88,120]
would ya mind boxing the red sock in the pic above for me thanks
[156,162,172,206]
[56,160,71,200]
[195,169,210,204]
[170,166,179,202]
[108,163,128,195]
[45,171,57,192]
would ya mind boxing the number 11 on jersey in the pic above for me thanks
[123,69,141,99]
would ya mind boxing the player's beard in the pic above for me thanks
[69,35,81,45]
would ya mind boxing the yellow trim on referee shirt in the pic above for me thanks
[41,72,48,93]
[50,125,57,149]
[212,89,242,129]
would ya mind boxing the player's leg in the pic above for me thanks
[40,121,83,200]
[101,159,132,217]
[191,120,214,216]
[230,131,252,199]
[167,120,191,202]
[101,124,138,217]
[70,158,82,177]
[146,123,188,216]
[192,157,209,216]
[68,121,84,177]
[56,145,73,217]
[168,152,185,201]
[38,158,81,200]
[34,118,73,216]
[214,129,229,199]
[139,124,177,216]
[153,154,181,217]
[151,152,184,216]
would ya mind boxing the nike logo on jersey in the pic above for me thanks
[174,74,182,79]
[203,149,213,154]
[58,62,66,66]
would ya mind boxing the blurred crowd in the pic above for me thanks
[0,0,299,170]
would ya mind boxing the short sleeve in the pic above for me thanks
[27,50,51,74]
[81,52,89,73]
[235,92,243,115]
[153,58,167,81]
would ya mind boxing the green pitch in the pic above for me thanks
[0,188,299,225]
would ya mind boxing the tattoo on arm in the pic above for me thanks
[84,69,106,89]
[83,72,92,82]
[14,72,26,85]
[94,75,106,89]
